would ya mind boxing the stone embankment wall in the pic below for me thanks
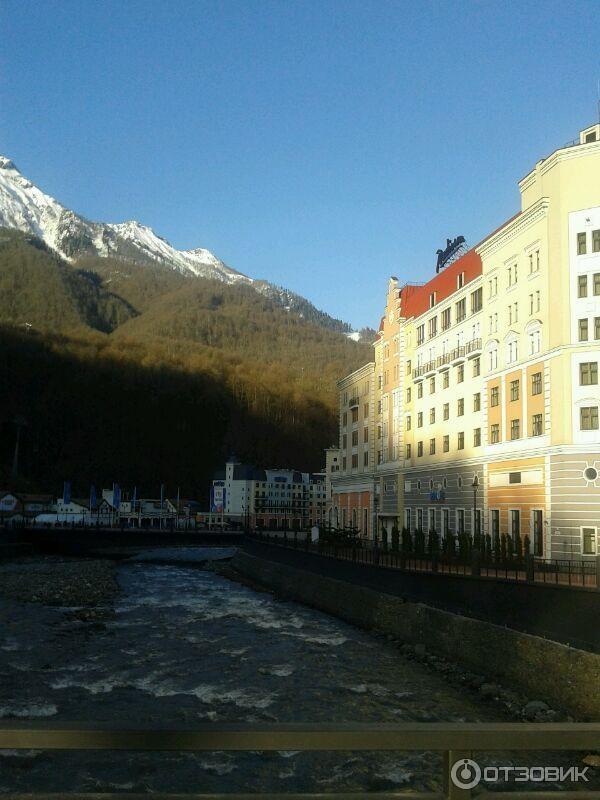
[232,550,600,720]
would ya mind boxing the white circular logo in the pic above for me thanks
[451,758,482,789]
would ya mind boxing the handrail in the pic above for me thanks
[1,720,599,751]
[1,722,599,799]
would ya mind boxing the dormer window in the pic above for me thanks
[457,272,465,289]
[429,292,436,308]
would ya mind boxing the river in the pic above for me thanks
[0,554,590,794]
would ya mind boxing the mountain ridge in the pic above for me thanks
[0,155,366,337]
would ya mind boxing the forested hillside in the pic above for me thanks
[0,230,371,497]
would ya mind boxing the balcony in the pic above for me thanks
[412,339,482,379]
[348,396,360,408]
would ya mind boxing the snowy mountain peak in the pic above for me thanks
[0,155,353,334]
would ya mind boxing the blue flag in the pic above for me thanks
[63,481,71,505]
[113,483,121,510]
[89,485,97,510]
[132,486,137,506]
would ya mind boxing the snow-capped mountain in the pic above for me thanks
[0,155,353,333]
[0,155,248,283]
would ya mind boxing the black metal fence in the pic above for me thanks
[250,529,600,590]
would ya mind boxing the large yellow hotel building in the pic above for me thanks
[331,123,600,559]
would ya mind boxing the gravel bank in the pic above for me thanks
[0,556,119,606]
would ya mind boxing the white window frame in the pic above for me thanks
[581,526,598,555]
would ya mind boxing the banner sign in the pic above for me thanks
[429,490,445,503]
[211,484,226,513]
[0,495,18,512]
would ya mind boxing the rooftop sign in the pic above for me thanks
[436,236,466,273]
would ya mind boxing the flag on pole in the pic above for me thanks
[113,483,121,510]
[160,484,165,508]
[63,481,71,505]
[89,485,97,510]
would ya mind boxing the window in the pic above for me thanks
[490,423,500,444]
[406,387,411,403]
[429,438,436,455]
[429,292,436,309]
[406,360,412,376]
[507,338,518,363]
[531,413,543,436]
[429,376,436,394]
[428,408,435,426]
[342,434,347,448]
[594,273,600,296]
[457,509,465,534]
[472,357,480,377]
[439,403,448,422]
[577,232,587,255]
[417,324,425,345]
[473,392,481,412]
[417,382,423,399]
[352,430,359,446]
[580,406,599,430]
[443,435,449,452]
[351,454,358,469]
[457,272,465,289]
[417,412,423,427]
[510,419,520,440]
[457,432,464,450]
[441,308,451,330]
[417,441,424,457]
[405,444,411,459]
[593,230,600,253]
[457,398,464,416]
[580,362,598,386]
[456,298,466,322]
[342,412,347,427]
[533,510,543,556]
[406,415,411,431]
[351,407,359,423]
[442,371,449,389]
[489,344,498,371]
[457,364,464,383]
[529,326,541,355]
[429,316,438,338]
[510,379,520,401]
[511,510,520,536]
[490,386,499,406]
[363,451,369,467]
[363,427,369,443]
[342,456,347,470]
[473,428,481,447]
[491,509,500,542]
[471,287,483,313]
[578,275,588,298]
[531,372,542,395]
[364,403,369,418]
[582,527,597,555]
[579,318,589,341]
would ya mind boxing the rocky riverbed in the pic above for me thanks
[0,556,119,606]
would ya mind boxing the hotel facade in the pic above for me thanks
[330,123,600,559]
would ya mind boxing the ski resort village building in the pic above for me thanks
[330,122,600,559]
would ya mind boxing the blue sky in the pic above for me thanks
[2,1,598,328]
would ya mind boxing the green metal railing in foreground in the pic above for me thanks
[1,722,599,799]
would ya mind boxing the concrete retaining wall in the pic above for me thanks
[232,550,600,720]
